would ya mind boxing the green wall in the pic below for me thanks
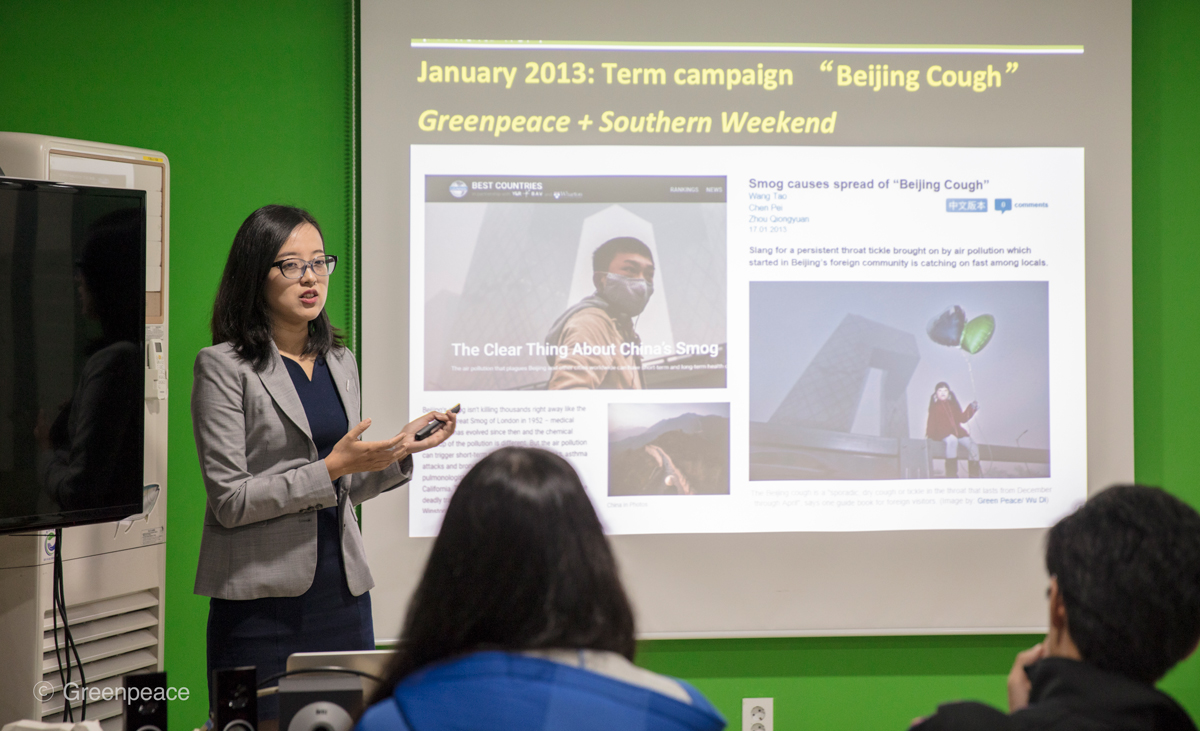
[0,3,354,728]
[1,2,1197,728]
[1129,0,1200,718]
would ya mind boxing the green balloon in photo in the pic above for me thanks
[960,314,995,354]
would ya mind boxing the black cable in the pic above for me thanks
[61,556,87,720]
[52,529,87,721]
[56,535,73,720]
[255,666,383,689]
[56,531,79,720]
[52,529,70,722]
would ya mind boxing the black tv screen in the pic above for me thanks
[0,178,146,533]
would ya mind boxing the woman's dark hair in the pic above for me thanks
[369,447,636,704]
[1046,484,1200,683]
[210,205,343,371]
[80,206,144,348]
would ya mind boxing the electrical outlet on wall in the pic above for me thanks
[743,697,774,731]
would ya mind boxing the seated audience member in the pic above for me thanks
[355,447,726,731]
[914,484,1200,731]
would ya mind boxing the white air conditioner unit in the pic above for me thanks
[0,133,170,731]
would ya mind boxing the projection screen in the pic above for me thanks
[360,0,1132,639]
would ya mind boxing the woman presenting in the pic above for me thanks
[191,205,456,718]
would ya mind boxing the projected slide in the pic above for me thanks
[362,0,1129,638]
[408,145,1085,536]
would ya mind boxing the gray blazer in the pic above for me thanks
[191,341,411,600]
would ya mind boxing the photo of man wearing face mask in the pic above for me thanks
[544,237,654,390]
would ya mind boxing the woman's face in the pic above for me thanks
[936,386,950,401]
[264,223,328,329]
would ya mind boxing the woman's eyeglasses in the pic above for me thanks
[272,255,337,279]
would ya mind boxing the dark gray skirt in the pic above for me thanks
[207,507,373,720]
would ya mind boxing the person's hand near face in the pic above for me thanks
[1007,642,1045,712]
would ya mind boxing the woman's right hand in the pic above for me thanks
[324,418,406,481]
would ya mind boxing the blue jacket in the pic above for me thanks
[355,651,726,731]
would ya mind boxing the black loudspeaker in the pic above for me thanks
[278,676,362,731]
[212,667,258,731]
[123,672,168,731]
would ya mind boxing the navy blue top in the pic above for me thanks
[283,355,349,459]
[281,355,350,602]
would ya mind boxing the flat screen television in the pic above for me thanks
[0,178,146,533]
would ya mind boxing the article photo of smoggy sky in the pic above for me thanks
[424,200,726,390]
[749,281,1050,480]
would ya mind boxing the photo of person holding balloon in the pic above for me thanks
[749,281,1051,481]
[924,305,996,478]
[926,381,980,478]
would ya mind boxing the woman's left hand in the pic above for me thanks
[396,409,458,455]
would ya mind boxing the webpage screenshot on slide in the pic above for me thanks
[408,146,1083,536]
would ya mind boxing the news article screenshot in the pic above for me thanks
[422,174,727,392]
[411,171,729,536]
[407,145,1086,537]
